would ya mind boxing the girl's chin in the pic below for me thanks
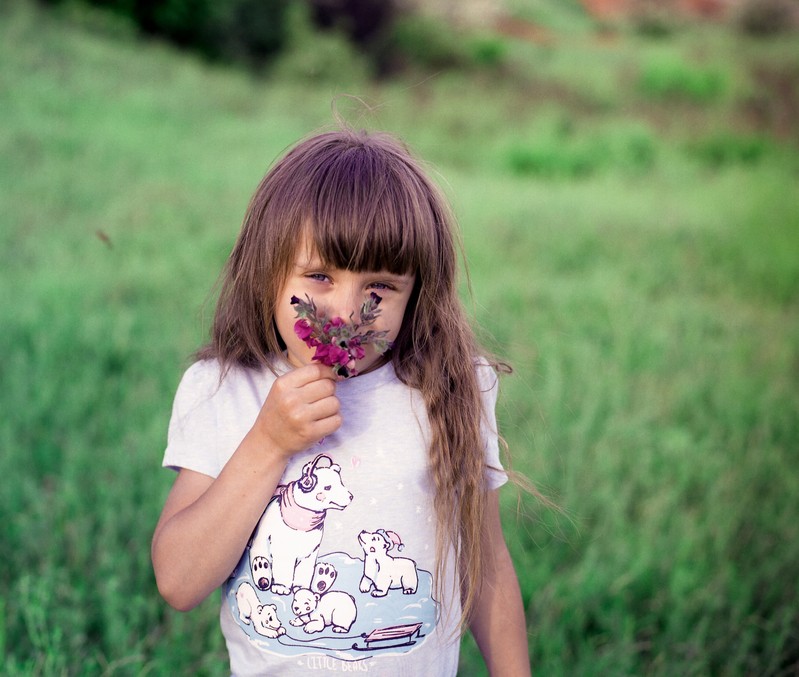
[283,349,314,369]
[282,348,387,376]
[351,354,389,376]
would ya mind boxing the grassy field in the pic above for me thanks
[2,0,798,674]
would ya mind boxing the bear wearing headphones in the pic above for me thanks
[249,454,353,596]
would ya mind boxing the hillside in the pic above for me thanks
[1,1,798,674]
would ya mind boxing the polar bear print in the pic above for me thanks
[250,555,272,591]
[290,587,357,634]
[358,529,419,597]
[311,561,338,594]
[249,454,353,596]
[236,582,286,639]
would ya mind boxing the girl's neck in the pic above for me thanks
[352,354,390,378]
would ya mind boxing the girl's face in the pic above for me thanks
[275,236,416,373]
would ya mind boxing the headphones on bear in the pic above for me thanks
[298,454,333,493]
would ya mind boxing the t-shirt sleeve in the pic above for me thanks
[162,360,225,478]
[476,361,508,491]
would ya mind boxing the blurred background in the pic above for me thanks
[1,0,798,674]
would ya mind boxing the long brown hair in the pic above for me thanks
[200,127,506,627]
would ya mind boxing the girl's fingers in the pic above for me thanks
[285,362,338,387]
[269,365,334,405]
[308,412,343,440]
[300,377,338,405]
[305,392,340,421]
[290,382,340,430]
[272,364,338,408]
[257,363,342,453]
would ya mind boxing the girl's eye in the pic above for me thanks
[307,273,329,283]
[368,282,393,291]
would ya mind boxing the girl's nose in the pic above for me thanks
[330,284,361,320]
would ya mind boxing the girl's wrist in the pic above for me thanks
[244,426,294,469]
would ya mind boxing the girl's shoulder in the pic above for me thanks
[170,359,228,414]
[474,356,501,393]
[173,358,282,406]
[180,357,223,384]
[176,358,228,395]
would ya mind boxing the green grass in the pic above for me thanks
[2,1,798,674]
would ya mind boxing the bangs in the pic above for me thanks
[207,125,462,373]
[275,131,443,276]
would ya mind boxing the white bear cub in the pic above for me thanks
[358,529,419,597]
[236,582,286,639]
[290,588,357,634]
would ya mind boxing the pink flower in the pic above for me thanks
[347,337,366,361]
[294,319,314,341]
[322,317,346,334]
[313,343,350,367]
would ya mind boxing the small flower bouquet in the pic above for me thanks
[291,292,392,378]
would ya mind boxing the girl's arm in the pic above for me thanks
[151,363,340,611]
[469,490,532,676]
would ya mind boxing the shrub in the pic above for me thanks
[468,35,508,68]
[687,132,772,168]
[48,0,291,65]
[615,127,658,172]
[631,3,682,38]
[507,124,658,179]
[382,14,469,72]
[270,3,370,83]
[638,55,727,103]
[305,0,397,76]
[508,141,601,179]
[212,0,291,63]
[380,15,513,75]
[737,0,797,36]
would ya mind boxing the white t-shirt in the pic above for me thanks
[163,357,506,676]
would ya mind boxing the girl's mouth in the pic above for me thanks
[291,293,392,378]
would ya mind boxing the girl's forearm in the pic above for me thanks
[469,493,532,676]
[152,429,288,611]
[470,548,532,676]
[471,556,530,677]
[153,364,341,610]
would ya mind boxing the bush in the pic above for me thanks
[212,0,291,62]
[305,0,397,76]
[270,2,370,83]
[508,143,599,178]
[631,3,682,38]
[49,0,291,64]
[468,35,508,68]
[737,0,797,36]
[687,132,772,168]
[383,14,469,71]
[507,124,658,179]
[638,54,727,103]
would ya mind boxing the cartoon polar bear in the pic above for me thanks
[358,529,419,597]
[236,582,286,639]
[249,454,352,596]
[290,588,358,634]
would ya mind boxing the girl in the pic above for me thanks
[152,127,532,675]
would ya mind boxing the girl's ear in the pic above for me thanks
[272,318,287,350]
[400,275,422,333]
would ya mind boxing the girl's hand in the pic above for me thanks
[254,363,341,459]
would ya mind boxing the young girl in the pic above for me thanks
[152,127,532,675]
